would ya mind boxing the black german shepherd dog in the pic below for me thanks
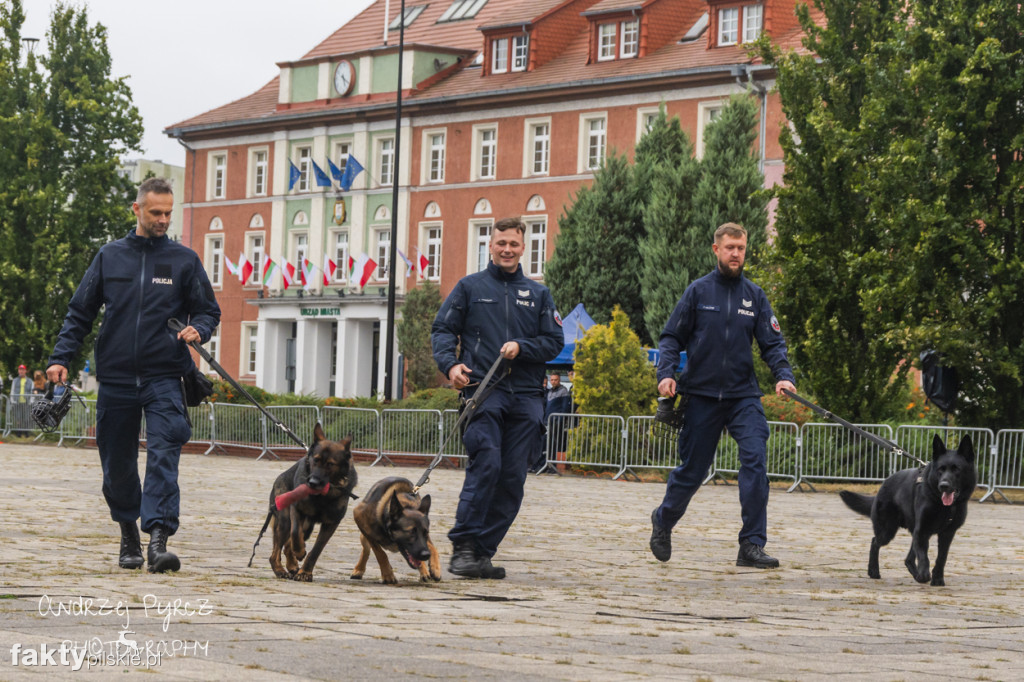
[350,476,441,584]
[840,434,976,586]
[255,424,358,582]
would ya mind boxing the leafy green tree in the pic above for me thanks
[691,94,768,260]
[0,1,141,378]
[572,306,657,418]
[545,153,648,342]
[397,280,443,392]
[757,0,913,422]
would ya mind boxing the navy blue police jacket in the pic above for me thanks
[432,262,563,396]
[657,268,794,400]
[49,230,221,385]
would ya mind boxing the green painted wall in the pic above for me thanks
[371,53,399,93]
[290,65,319,102]
[411,50,456,87]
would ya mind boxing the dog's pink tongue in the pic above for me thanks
[941,491,955,506]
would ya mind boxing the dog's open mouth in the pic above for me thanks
[399,547,422,570]
[941,490,956,506]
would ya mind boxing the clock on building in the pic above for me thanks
[334,60,355,96]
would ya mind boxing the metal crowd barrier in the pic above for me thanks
[209,403,268,459]
[0,394,7,436]
[440,408,467,462]
[895,424,995,494]
[58,397,94,447]
[548,413,625,475]
[793,423,895,491]
[263,405,320,459]
[710,421,799,487]
[985,429,1024,502]
[321,406,383,463]
[380,408,442,466]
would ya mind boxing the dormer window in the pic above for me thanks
[491,38,508,73]
[717,4,762,46]
[488,34,529,75]
[620,19,639,58]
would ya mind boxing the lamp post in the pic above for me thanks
[383,0,406,402]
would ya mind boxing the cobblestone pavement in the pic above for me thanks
[0,441,1022,680]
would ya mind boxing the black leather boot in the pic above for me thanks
[118,521,144,570]
[448,541,482,578]
[737,540,780,569]
[477,554,506,580]
[147,526,181,573]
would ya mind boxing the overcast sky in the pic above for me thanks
[23,0,375,167]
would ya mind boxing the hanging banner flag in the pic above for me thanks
[352,253,377,289]
[302,258,317,291]
[327,156,344,182]
[312,160,332,188]
[396,248,414,277]
[224,253,238,278]
[282,260,295,290]
[238,252,254,284]
[322,255,337,285]
[261,255,278,286]
[288,159,301,191]
[416,247,430,278]
[339,155,364,191]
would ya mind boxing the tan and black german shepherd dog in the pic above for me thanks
[264,424,358,581]
[350,476,441,584]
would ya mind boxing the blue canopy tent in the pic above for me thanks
[546,303,686,372]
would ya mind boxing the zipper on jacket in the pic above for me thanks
[504,281,514,395]
[135,248,146,386]
[720,284,730,400]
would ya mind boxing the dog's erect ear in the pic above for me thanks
[957,434,975,462]
[931,434,947,460]
[419,494,431,516]
[313,423,326,445]
[389,492,405,521]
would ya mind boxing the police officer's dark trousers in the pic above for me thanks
[96,377,191,535]
[655,394,771,547]
[449,390,544,558]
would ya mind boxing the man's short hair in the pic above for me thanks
[714,222,747,242]
[136,177,174,205]
[493,217,526,235]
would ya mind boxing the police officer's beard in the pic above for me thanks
[718,262,743,279]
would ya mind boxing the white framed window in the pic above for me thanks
[334,140,351,178]
[579,114,607,172]
[249,148,268,197]
[718,7,739,46]
[242,324,258,375]
[525,218,547,278]
[206,235,224,287]
[697,100,725,159]
[524,118,551,176]
[473,124,498,180]
[246,233,265,286]
[375,228,390,280]
[512,34,529,72]
[423,224,442,280]
[208,152,227,200]
[332,230,349,283]
[620,19,639,58]
[296,146,312,192]
[292,232,308,283]
[378,137,395,186]
[425,130,445,183]
[471,220,493,272]
[743,4,763,42]
[491,38,508,74]
[637,106,661,141]
[598,23,617,61]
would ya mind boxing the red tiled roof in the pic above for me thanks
[166,0,820,134]
[480,0,574,29]
[583,0,648,15]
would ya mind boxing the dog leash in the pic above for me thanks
[168,318,359,502]
[782,389,927,467]
[413,354,510,493]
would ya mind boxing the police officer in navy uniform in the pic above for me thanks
[47,178,221,573]
[649,222,796,569]
[432,217,563,579]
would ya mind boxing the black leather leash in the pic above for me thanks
[782,388,926,467]
[413,354,509,492]
[168,318,358,499]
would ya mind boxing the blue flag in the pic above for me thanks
[339,154,364,191]
[312,160,332,188]
[288,159,301,191]
[327,157,344,182]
